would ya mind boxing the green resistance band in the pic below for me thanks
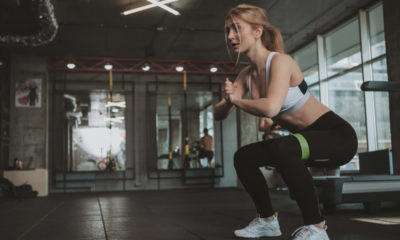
[293,133,310,160]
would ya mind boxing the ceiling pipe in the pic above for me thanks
[0,0,58,47]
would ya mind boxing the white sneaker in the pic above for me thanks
[291,222,329,240]
[234,214,282,238]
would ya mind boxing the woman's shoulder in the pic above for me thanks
[271,52,293,63]
[270,52,297,71]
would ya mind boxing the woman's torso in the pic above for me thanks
[247,52,330,132]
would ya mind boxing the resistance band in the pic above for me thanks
[293,133,310,160]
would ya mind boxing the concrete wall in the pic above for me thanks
[9,55,49,170]
[383,0,400,173]
[0,49,10,173]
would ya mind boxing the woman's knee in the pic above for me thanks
[233,148,248,170]
[233,145,260,171]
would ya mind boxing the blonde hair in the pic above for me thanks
[225,4,285,64]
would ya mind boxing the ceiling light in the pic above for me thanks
[147,0,180,15]
[175,65,184,72]
[142,64,151,71]
[104,63,113,70]
[209,66,218,73]
[67,63,76,69]
[105,101,126,108]
[122,0,178,15]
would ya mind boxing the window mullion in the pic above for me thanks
[317,35,328,106]
[359,9,378,151]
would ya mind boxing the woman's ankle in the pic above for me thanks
[313,221,326,229]
[263,213,277,222]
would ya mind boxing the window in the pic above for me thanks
[325,19,361,77]
[293,41,320,100]
[372,59,391,149]
[368,4,386,58]
[327,69,367,154]
[291,2,389,172]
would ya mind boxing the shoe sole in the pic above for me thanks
[233,231,282,238]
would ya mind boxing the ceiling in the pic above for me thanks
[1,0,379,60]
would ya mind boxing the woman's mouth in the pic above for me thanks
[231,43,239,49]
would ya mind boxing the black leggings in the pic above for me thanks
[234,111,358,224]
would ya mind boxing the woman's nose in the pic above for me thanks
[227,30,235,40]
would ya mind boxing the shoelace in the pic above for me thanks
[249,218,261,226]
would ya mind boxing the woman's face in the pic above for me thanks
[226,17,258,53]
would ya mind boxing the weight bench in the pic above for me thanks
[311,149,400,213]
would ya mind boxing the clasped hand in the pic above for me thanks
[223,78,240,104]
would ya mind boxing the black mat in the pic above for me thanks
[0,188,399,240]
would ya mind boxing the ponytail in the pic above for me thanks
[263,25,284,53]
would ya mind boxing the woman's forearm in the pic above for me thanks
[232,98,280,118]
[214,99,235,121]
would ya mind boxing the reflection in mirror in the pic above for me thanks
[64,90,126,171]
[156,91,214,169]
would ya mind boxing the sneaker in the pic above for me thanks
[291,222,329,240]
[234,214,282,238]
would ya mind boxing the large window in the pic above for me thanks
[369,4,386,58]
[292,2,389,172]
[328,69,367,152]
[293,41,320,100]
[325,19,361,77]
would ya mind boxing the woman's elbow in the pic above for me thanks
[262,104,280,118]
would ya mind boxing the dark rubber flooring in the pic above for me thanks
[1,188,399,240]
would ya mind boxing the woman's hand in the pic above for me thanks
[223,78,240,104]
[259,117,274,132]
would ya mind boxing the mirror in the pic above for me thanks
[156,91,214,169]
[64,90,126,171]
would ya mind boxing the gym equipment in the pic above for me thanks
[361,81,400,92]
[312,146,399,213]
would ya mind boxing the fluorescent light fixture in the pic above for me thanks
[105,101,126,108]
[175,65,184,72]
[104,63,113,70]
[209,66,218,73]
[122,0,178,15]
[142,64,151,71]
[147,0,180,15]
[67,63,76,69]
[107,116,125,123]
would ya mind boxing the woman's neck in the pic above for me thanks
[245,44,271,73]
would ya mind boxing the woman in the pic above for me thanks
[214,4,358,240]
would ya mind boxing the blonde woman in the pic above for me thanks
[214,4,357,240]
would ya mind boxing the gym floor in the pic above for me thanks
[1,188,399,240]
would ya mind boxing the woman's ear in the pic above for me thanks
[254,25,263,39]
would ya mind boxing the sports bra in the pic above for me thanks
[248,52,310,117]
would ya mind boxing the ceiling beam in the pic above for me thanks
[48,56,238,76]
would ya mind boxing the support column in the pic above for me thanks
[383,0,400,173]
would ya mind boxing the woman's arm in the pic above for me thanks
[214,67,249,121]
[230,54,292,118]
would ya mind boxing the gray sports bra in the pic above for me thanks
[248,52,310,117]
